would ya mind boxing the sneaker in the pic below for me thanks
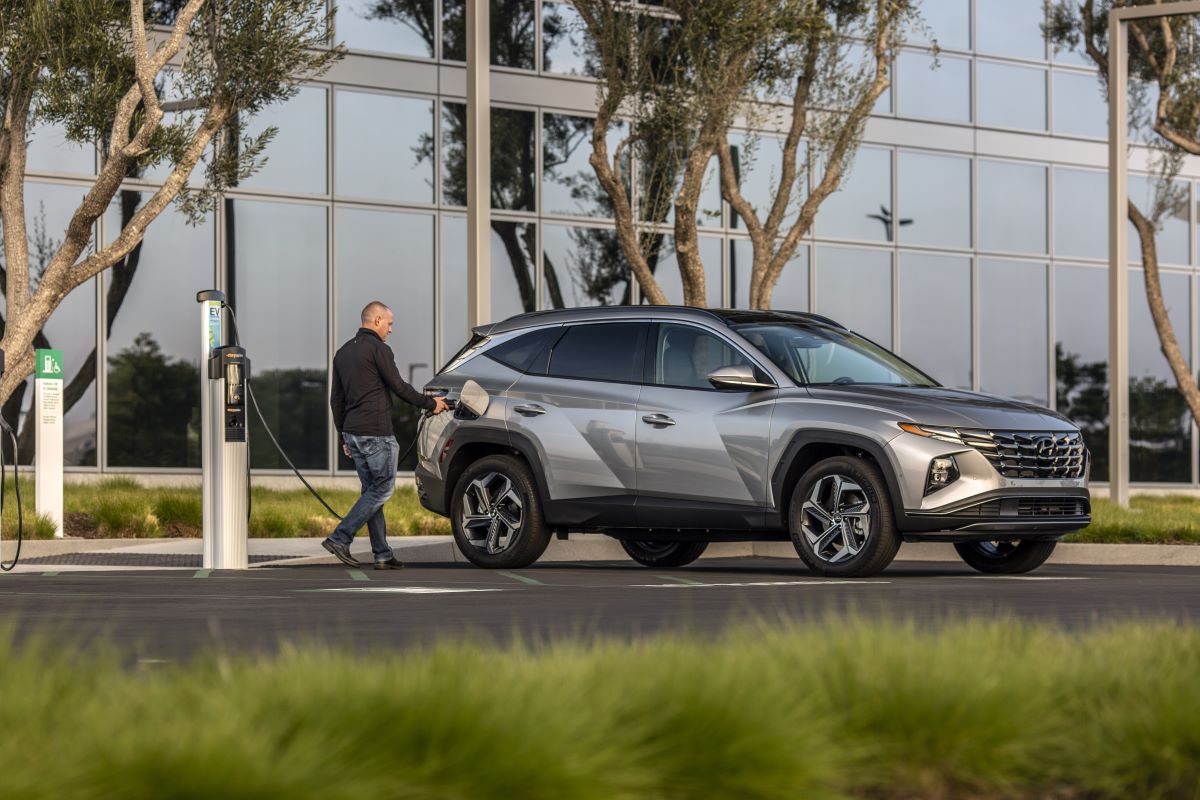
[374,557,405,570]
[322,538,359,567]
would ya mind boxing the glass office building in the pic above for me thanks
[15,0,1198,485]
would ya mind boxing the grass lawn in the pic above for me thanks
[0,618,1197,798]
[3,478,1200,543]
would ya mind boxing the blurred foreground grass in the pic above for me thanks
[0,618,1197,799]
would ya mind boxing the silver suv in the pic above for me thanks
[415,307,1090,577]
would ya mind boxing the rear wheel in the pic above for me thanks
[620,539,709,568]
[450,455,551,569]
[788,456,900,578]
[954,540,1056,574]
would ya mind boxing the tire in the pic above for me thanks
[953,540,1057,574]
[620,539,709,568]
[450,455,551,569]
[788,456,900,578]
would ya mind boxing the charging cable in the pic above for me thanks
[0,425,24,572]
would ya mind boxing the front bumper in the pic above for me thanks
[897,487,1091,541]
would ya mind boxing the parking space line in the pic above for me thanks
[497,571,543,585]
[42,571,60,577]
[347,569,369,581]
[305,587,503,594]
[963,576,1089,581]
[656,574,704,585]
[630,580,886,588]
[192,569,211,578]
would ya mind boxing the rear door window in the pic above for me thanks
[547,322,647,383]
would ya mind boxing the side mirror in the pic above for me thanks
[706,365,776,391]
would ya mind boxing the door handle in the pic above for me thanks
[642,413,676,427]
[514,404,546,417]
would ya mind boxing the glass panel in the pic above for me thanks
[242,86,327,195]
[547,322,644,382]
[1054,168,1107,260]
[896,51,970,123]
[0,182,97,465]
[731,240,807,311]
[976,0,1046,61]
[443,0,535,69]
[653,323,753,389]
[543,224,631,308]
[440,103,536,211]
[336,89,433,203]
[1128,175,1189,266]
[26,121,94,175]
[978,160,1047,254]
[814,146,892,242]
[642,236,723,306]
[898,252,971,389]
[907,0,969,50]
[1053,70,1107,139]
[227,200,327,470]
[897,151,970,249]
[441,216,537,352]
[976,61,1047,131]
[728,134,798,231]
[1130,270,1190,481]
[979,259,1047,404]
[335,208,434,471]
[1055,264,1108,481]
[486,327,562,373]
[337,0,435,57]
[543,113,625,218]
[639,153,722,229]
[814,246,892,347]
[104,193,212,468]
[542,1,597,76]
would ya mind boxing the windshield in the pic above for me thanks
[733,323,938,387]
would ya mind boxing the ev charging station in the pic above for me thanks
[198,290,250,569]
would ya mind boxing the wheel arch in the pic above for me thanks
[442,428,548,514]
[772,432,905,528]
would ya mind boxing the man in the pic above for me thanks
[323,301,449,569]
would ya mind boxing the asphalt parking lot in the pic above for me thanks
[2,558,1198,659]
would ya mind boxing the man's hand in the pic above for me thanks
[432,396,450,414]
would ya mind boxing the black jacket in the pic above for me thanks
[330,328,434,437]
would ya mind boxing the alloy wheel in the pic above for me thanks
[460,472,525,554]
[799,474,873,563]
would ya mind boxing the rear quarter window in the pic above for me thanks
[484,327,563,373]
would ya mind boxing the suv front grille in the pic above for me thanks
[957,429,1087,480]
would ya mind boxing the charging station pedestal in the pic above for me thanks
[197,290,249,569]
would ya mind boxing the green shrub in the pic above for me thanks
[151,491,202,530]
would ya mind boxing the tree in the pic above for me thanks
[572,0,916,308]
[0,0,340,411]
[1047,0,1200,433]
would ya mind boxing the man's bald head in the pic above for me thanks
[361,301,394,341]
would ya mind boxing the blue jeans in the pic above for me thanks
[328,433,399,561]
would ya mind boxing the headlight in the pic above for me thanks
[898,422,964,445]
[925,455,960,495]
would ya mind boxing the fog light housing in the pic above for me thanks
[925,456,960,495]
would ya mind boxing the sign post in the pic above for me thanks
[34,348,64,538]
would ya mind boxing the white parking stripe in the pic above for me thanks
[961,576,1090,581]
[309,587,504,594]
[629,580,889,588]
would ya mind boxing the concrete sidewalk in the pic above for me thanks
[4,535,1200,572]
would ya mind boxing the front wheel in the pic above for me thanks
[620,539,708,568]
[450,455,551,569]
[954,540,1056,574]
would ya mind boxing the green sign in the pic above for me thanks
[35,349,64,380]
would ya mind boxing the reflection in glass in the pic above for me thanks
[978,160,1047,254]
[814,147,892,242]
[242,86,327,195]
[896,51,970,123]
[1129,270,1190,481]
[443,0,535,69]
[643,236,723,306]
[979,259,1047,404]
[897,151,970,248]
[440,102,535,210]
[1054,167,1107,260]
[105,194,211,468]
[1055,265,1108,480]
[543,113,625,218]
[26,121,94,175]
[337,0,435,57]
[727,134,798,231]
[976,62,1046,130]
[976,0,1046,60]
[898,252,971,389]
[814,247,892,347]
[227,200,327,470]
[335,208,434,471]
[543,2,598,76]
[543,224,631,307]
[336,89,433,203]
[0,182,97,465]
[731,240,807,312]
[441,216,536,353]
[1128,175,1189,265]
[1053,70,1107,138]
[907,0,969,50]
